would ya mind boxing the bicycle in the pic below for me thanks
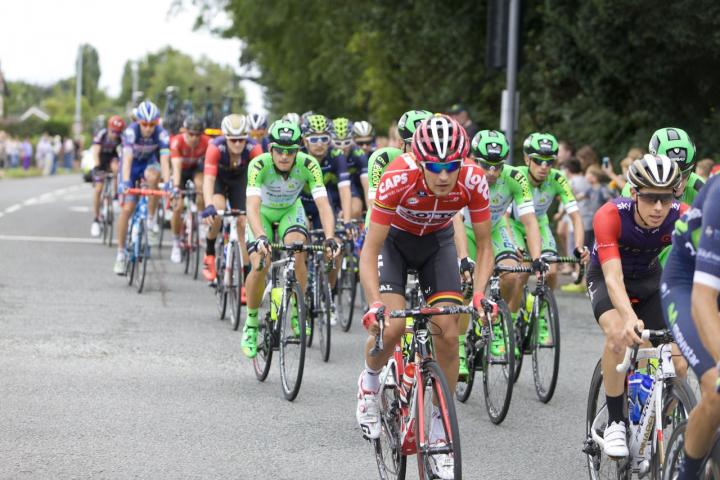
[211,209,245,331]
[583,329,697,479]
[663,417,720,479]
[179,180,201,279]
[513,254,583,403]
[455,264,517,425]
[123,187,170,294]
[94,171,116,247]
[335,219,363,332]
[370,303,485,480]
[253,241,324,401]
[304,229,336,362]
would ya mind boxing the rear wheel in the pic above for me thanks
[455,331,476,403]
[317,270,332,362]
[229,242,244,331]
[279,282,306,401]
[215,241,228,319]
[338,251,357,332]
[532,286,561,403]
[373,366,407,480]
[253,286,274,382]
[136,223,149,294]
[192,213,200,280]
[482,299,515,424]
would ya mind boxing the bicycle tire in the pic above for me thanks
[455,330,477,403]
[136,223,149,294]
[215,241,228,320]
[229,242,244,331]
[373,366,407,480]
[305,288,315,348]
[253,288,274,382]
[532,285,561,403]
[279,281,306,401]
[157,200,165,250]
[183,212,191,275]
[482,299,515,424]
[192,213,200,280]
[106,191,114,248]
[338,253,358,332]
[317,269,332,362]
[416,359,462,480]
[126,224,136,286]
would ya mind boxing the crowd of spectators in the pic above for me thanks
[0,131,82,177]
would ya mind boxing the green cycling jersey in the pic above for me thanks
[463,164,534,229]
[365,146,403,226]
[620,171,704,205]
[246,151,327,208]
[511,166,578,219]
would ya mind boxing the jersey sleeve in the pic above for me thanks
[465,165,491,223]
[368,150,391,200]
[169,135,182,159]
[246,156,267,198]
[303,155,328,199]
[694,181,720,290]
[509,167,535,218]
[359,153,369,176]
[335,153,351,187]
[93,129,106,145]
[248,142,263,161]
[121,126,135,156]
[552,170,578,214]
[593,202,622,264]
[203,143,221,177]
[157,128,170,155]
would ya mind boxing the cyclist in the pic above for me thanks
[364,109,433,225]
[299,114,352,229]
[352,120,375,157]
[357,115,493,478]
[90,115,125,237]
[169,115,209,263]
[453,130,543,374]
[240,120,340,358]
[332,117,369,219]
[201,114,263,282]
[621,127,704,204]
[659,174,720,480]
[587,154,688,458]
[113,101,171,275]
[247,112,270,152]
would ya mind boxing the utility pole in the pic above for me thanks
[73,45,83,137]
[500,0,521,163]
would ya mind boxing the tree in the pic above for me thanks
[80,44,101,105]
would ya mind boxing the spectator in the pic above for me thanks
[36,133,53,175]
[447,103,478,139]
[51,135,62,175]
[0,131,7,176]
[696,158,715,180]
[582,165,613,249]
[7,136,20,168]
[63,136,75,170]
[626,146,644,160]
[558,139,575,165]
[605,156,634,195]
[21,137,33,170]
[576,144,599,172]
[555,157,589,274]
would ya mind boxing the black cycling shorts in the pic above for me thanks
[586,263,665,330]
[378,225,462,305]
[180,163,203,189]
[98,154,117,172]
[214,169,247,210]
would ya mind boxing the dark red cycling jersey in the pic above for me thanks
[203,136,263,177]
[169,133,209,170]
[371,154,490,235]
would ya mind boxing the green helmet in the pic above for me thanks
[397,110,433,141]
[331,117,352,140]
[471,130,509,164]
[523,132,559,159]
[648,127,696,173]
[268,120,302,149]
[301,114,331,136]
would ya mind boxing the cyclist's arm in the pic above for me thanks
[692,189,720,359]
[246,195,264,241]
[160,152,171,184]
[202,173,216,208]
[170,136,182,188]
[359,220,391,305]
[336,153,352,222]
[471,219,493,295]
[569,210,585,251]
[315,195,338,241]
[91,144,101,169]
[361,175,369,205]
[453,212,469,258]
[519,213,542,260]
[555,170,584,251]
[692,283,720,361]
[202,144,221,207]
[121,128,134,183]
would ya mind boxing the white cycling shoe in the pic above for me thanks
[90,221,101,237]
[356,373,381,440]
[603,421,629,458]
[428,441,455,480]
[170,243,182,263]
[113,251,126,275]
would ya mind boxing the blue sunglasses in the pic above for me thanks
[422,161,463,174]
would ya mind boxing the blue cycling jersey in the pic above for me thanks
[345,147,368,180]
[122,122,170,164]
[301,148,350,201]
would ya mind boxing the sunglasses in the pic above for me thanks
[139,121,158,128]
[227,137,247,144]
[272,146,299,156]
[307,135,330,145]
[422,161,463,174]
[636,192,675,205]
[530,156,555,167]
[355,140,373,147]
[478,160,503,171]
[333,139,353,148]
[186,132,201,138]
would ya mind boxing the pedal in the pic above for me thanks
[582,436,599,457]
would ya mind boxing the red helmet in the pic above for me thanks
[412,114,469,163]
[108,115,125,133]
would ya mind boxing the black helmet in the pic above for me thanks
[183,115,204,134]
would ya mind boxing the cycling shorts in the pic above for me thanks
[214,168,247,211]
[509,216,557,256]
[98,155,118,172]
[378,225,463,305]
[586,263,666,330]
[122,160,161,202]
[180,162,203,190]
[246,198,308,251]
[465,222,520,263]
[660,249,718,379]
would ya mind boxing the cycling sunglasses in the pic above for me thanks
[478,160,503,171]
[636,192,675,205]
[306,135,330,145]
[272,146,299,155]
[227,137,247,144]
[139,121,158,128]
[355,140,374,147]
[529,156,555,167]
[422,160,463,174]
[333,139,353,148]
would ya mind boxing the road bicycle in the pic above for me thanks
[335,219,363,332]
[94,171,115,247]
[178,180,200,279]
[212,209,245,331]
[305,229,335,362]
[663,413,720,479]
[584,329,696,479]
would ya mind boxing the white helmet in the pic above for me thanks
[221,114,248,138]
[247,112,268,130]
[626,154,682,190]
[282,112,300,125]
[352,120,374,138]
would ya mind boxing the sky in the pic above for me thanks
[0,0,265,112]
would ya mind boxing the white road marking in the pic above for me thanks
[69,206,91,213]
[5,204,21,213]
[0,234,97,244]
[1,183,86,218]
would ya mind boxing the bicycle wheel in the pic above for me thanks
[317,270,332,362]
[229,242,244,331]
[192,213,200,280]
[136,222,149,294]
[482,299,515,424]
[253,286,274,382]
[585,359,630,480]
[157,200,165,250]
[183,213,191,275]
[532,286,561,403]
[416,359,462,480]
[279,281,306,401]
[373,366,407,480]
[338,253,358,332]
[215,242,228,320]
[106,198,114,248]
[126,225,136,285]
[455,331,476,403]
[305,287,315,348]
[512,312,526,384]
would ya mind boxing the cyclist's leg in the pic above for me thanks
[193,169,205,211]
[171,169,192,238]
[205,175,228,257]
[245,208,274,311]
[350,181,364,219]
[278,198,310,293]
[116,164,144,250]
[509,218,530,311]
[144,162,161,219]
[92,172,103,220]
[493,222,523,311]
[226,171,249,270]
[110,158,119,195]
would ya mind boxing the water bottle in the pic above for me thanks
[638,374,654,410]
[628,372,643,423]
[399,363,415,405]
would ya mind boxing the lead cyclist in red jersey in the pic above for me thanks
[356,115,494,478]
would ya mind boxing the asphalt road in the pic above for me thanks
[0,175,608,479]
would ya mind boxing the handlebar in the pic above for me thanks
[615,329,674,373]
[125,188,171,197]
[216,209,246,217]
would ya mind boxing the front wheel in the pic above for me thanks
[215,241,228,320]
[338,253,357,332]
[531,286,560,403]
[455,331,477,403]
[136,222,149,294]
[228,242,244,331]
[373,366,407,480]
[482,299,515,424]
[317,271,332,362]
[279,282,306,401]
[253,287,274,382]
[416,360,462,480]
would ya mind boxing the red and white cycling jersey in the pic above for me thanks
[371,154,490,236]
[170,133,210,170]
